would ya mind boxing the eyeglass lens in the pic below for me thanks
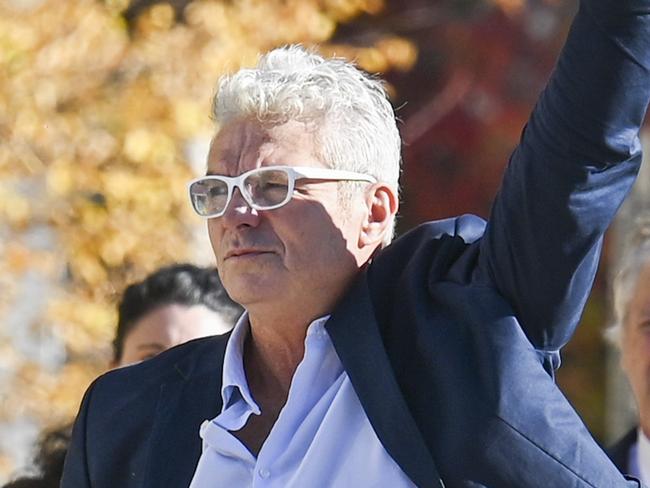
[246,169,290,207]
[190,180,228,216]
[191,169,292,216]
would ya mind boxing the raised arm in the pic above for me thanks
[479,0,650,355]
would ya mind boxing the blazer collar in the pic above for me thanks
[144,335,229,488]
[326,271,443,488]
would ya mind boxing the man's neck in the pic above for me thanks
[243,305,331,380]
[244,318,308,397]
[231,313,323,455]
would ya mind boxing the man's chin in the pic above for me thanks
[223,278,280,308]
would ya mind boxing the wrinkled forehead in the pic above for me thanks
[206,118,323,176]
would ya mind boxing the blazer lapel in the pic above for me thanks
[326,272,443,488]
[143,337,227,488]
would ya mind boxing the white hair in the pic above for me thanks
[607,215,650,347]
[212,45,401,245]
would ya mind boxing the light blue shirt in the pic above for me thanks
[189,314,416,487]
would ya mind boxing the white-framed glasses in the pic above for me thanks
[188,165,377,218]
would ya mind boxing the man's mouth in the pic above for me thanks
[224,249,272,260]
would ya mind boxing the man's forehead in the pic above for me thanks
[208,121,265,157]
[206,119,320,174]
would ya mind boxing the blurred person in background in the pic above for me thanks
[63,1,650,486]
[608,217,650,483]
[111,263,242,367]
[3,263,241,488]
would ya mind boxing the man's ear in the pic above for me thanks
[359,183,399,247]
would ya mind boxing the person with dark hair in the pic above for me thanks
[63,1,650,486]
[112,263,242,366]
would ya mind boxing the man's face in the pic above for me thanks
[206,119,370,318]
[621,262,650,435]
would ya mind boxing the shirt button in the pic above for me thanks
[258,468,270,479]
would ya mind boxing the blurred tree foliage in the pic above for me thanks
[0,0,418,476]
[1,0,601,479]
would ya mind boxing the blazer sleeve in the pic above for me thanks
[477,0,650,355]
[61,382,95,488]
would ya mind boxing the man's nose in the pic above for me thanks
[221,187,260,228]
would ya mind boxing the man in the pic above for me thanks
[62,0,650,486]
[608,217,650,483]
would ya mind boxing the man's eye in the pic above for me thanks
[210,185,227,194]
[262,181,286,189]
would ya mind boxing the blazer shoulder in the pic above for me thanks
[93,333,230,392]
[405,214,486,244]
[371,214,486,285]
[382,214,485,258]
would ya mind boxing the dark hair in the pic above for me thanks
[113,263,242,362]
[2,423,72,488]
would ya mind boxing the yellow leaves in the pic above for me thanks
[184,0,338,49]
[4,358,102,422]
[3,244,33,275]
[0,19,38,71]
[101,169,136,201]
[48,298,115,353]
[12,109,42,145]
[99,234,131,268]
[104,0,130,15]
[69,248,110,287]
[375,36,418,72]
[31,0,127,76]
[46,160,74,196]
[185,1,232,37]
[77,129,118,167]
[78,202,109,234]
[323,36,418,75]
[173,99,207,137]
[322,0,385,22]
[0,186,31,226]
[123,129,177,168]
[32,79,60,112]
[134,3,176,34]
[0,0,423,478]
[0,0,127,117]
[123,128,157,164]
[47,362,104,415]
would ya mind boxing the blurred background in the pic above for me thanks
[0,0,647,482]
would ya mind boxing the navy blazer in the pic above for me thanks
[62,0,650,486]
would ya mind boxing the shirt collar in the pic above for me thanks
[221,312,259,414]
[220,313,331,415]
[636,428,650,482]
